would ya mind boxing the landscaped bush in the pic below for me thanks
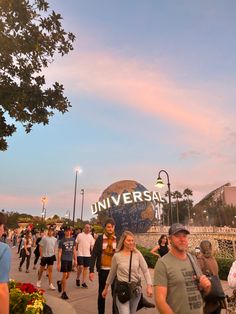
[137,245,158,268]
[216,257,234,280]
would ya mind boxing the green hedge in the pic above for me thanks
[216,257,234,280]
[137,245,158,268]
[137,245,234,280]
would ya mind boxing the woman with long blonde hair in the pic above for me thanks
[102,230,152,314]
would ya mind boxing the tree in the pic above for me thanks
[172,191,182,223]
[0,0,75,150]
[183,188,193,223]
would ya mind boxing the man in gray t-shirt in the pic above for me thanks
[153,223,211,314]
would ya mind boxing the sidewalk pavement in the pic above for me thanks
[10,246,156,314]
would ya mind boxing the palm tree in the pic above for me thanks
[183,188,193,224]
[172,191,182,223]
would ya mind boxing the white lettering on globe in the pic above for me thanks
[91,190,163,215]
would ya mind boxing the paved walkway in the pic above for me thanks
[9,246,156,314]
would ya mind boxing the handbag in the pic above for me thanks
[116,251,133,303]
[187,253,226,307]
[200,255,225,302]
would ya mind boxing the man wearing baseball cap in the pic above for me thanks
[153,223,211,314]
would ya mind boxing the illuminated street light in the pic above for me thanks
[155,170,172,226]
[72,167,82,227]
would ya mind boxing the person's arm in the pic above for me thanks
[0,283,9,314]
[89,235,101,281]
[73,244,77,267]
[138,251,153,297]
[150,245,160,257]
[155,286,174,314]
[102,255,118,298]
[199,274,211,295]
[57,248,62,272]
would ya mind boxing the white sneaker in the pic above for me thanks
[36,280,41,288]
[49,283,56,290]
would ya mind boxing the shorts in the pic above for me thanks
[40,255,56,266]
[77,256,91,267]
[60,260,72,273]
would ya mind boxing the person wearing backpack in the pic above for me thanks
[0,212,11,314]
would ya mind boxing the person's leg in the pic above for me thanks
[38,265,45,280]
[130,293,141,314]
[34,254,40,267]
[61,272,68,292]
[47,265,53,284]
[82,267,88,283]
[19,250,26,269]
[116,296,130,314]
[98,270,109,314]
[26,249,31,271]
[77,265,83,281]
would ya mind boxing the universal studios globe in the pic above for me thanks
[97,180,156,237]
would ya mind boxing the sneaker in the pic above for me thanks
[36,280,41,288]
[57,281,62,293]
[76,279,80,287]
[49,283,56,290]
[26,269,29,273]
[81,282,88,289]
[61,292,69,300]
[18,267,22,272]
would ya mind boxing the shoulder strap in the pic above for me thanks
[128,251,133,283]
[187,252,202,278]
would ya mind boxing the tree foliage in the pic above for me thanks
[0,0,75,150]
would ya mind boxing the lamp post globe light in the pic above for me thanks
[155,169,172,226]
[72,167,82,227]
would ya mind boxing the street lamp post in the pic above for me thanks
[72,168,82,227]
[80,189,85,221]
[155,169,172,226]
[41,196,47,222]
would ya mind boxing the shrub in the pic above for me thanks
[216,257,234,280]
[137,245,158,268]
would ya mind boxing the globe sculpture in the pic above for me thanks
[99,180,155,237]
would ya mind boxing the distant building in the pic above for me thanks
[224,185,236,206]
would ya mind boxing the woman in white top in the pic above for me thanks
[19,231,33,273]
[102,230,153,314]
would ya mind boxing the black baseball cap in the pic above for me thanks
[168,223,190,236]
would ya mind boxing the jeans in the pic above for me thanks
[19,248,31,270]
[116,293,141,314]
[98,269,115,314]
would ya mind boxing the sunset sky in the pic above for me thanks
[1,0,236,220]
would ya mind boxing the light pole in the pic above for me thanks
[41,196,47,222]
[72,168,82,227]
[155,169,172,226]
[80,189,85,221]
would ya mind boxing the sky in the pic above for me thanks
[1,0,236,221]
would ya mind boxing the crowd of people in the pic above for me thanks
[1,214,236,313]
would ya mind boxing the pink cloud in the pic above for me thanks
[45,50,230,140]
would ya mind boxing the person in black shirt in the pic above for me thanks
[150,234,169,258]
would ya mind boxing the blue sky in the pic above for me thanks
[1,0,236,220]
